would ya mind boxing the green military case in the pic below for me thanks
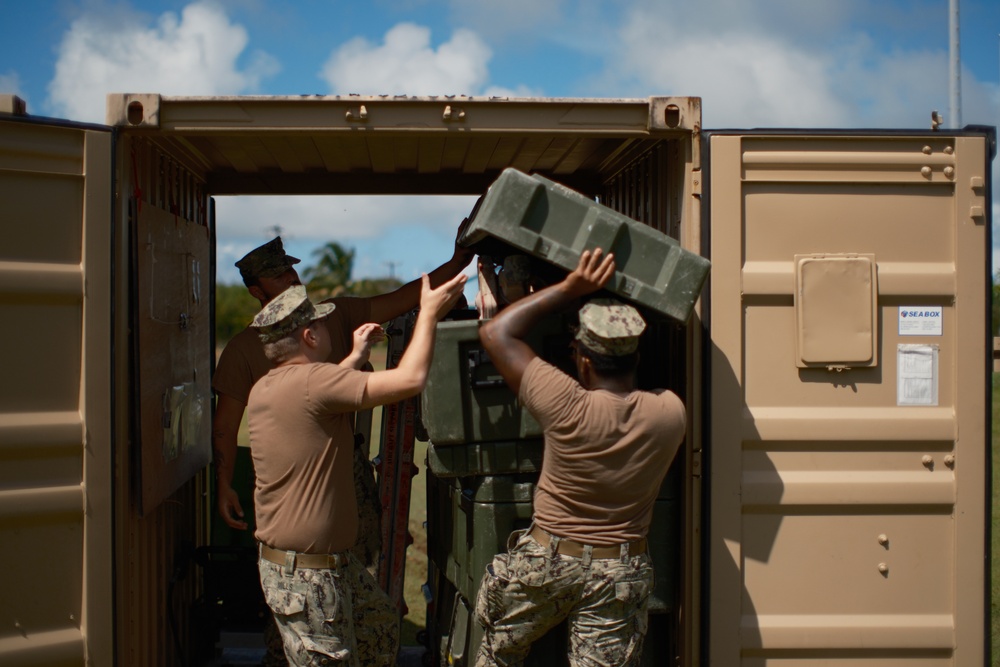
[458,167,711,324]
[421,316,571,447]
[426,440,544,478]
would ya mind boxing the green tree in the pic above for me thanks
[303,242,355,298]
[215,282,260,347]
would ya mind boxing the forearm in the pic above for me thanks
[391,310,437,388]
[212,431,238,488]
[486,280,577,342]
[359,311,437,408]
[212,394,246,488]
[369,255,467,323]
[341,350,365,370]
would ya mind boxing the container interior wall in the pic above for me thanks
[115,134,212,666]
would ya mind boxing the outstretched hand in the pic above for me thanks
[420,271,468,320]
[564,248,616,297]
[450,218,477,270]
[351,323,386,362]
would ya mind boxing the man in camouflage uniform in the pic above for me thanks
[212,235,472,664]
[475,249,687,666]
[248,276,466,666]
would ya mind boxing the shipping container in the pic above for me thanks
[0,93,992,666]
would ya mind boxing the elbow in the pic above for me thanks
[479,320,499,354]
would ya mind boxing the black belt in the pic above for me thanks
[259,544,348,570]
[528,526,646,559]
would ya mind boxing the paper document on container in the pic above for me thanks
[896,344,938,406]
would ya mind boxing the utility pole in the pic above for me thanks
[949,0,961,128]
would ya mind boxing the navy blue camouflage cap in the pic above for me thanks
[251,285,335,343]
[235,237,300,282]
[575,298,646,356]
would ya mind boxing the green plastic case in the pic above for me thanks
[459,167,710,323]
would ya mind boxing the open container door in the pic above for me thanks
[706,129,993,666]
[0,99,114,666]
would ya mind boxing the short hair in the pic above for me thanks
[576,343,639,378]
[262,329,301,364]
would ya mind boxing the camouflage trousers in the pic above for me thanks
[259,552,399,667]
[474,527,653,667]
[351,438,382,573]
[262,614,288,667]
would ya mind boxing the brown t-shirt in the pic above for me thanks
[248,362,369,553]
[520,357,686,546]
[212,296,372,405]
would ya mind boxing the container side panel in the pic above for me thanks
[0,119,113,666]
[708,133,988,666]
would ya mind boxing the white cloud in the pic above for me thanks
[214,194,478,281]
[46,1,278,123]
[604,0,999,131]
[320,23,492,95]
[214,194,473,241]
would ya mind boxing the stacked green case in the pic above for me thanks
[459,167,710,324]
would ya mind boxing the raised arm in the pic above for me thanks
[479,249,615,393]
[367,223,475,324]
[361,271,468,408]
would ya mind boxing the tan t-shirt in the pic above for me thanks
[519,357,686,546]
[213,296,372,405]
[248,362,369,553]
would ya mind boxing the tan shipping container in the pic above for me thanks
[0,93,992,666]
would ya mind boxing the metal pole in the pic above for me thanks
[949,0,961,128]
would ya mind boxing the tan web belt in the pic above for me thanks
[528,526,646,559]
[259,543,348,570]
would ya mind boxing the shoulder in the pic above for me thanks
[644,388,686,425]
[219,326,260,356]
[520,357,579,400]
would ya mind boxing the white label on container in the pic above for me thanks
[898,306,943,336]
[897,344,938,406]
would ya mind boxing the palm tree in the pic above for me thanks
[303,242,355,298]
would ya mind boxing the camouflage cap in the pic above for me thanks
[251,285,335,344]
[235,237,301,282]
[575,298,646,356]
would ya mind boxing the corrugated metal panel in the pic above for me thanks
[0,118,113,665]
[708,133,989,665]
[119,475,206,667]
[115,135,211,666]
[106,94,701,195]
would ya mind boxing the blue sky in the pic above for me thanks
[2,0,999,288]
